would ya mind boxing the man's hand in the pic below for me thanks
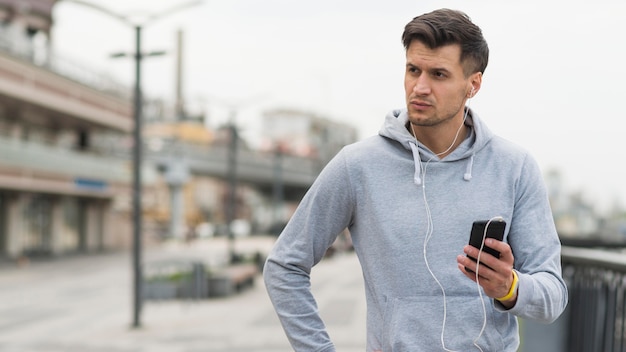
[456,238,517,308]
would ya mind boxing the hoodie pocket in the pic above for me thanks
[381,295,506,352]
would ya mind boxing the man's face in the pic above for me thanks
[404,41,480,128]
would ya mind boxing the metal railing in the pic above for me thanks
[0,133,322,192]
[0,135,131,183]
[0,28,130,99]
[561,246,626,352]
[147,140,322,188]
[142,259,208,300]
[521,245,626,352]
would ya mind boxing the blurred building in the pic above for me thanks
[257,108,358,230]
[0,0,137,260]
[546,169,600,237]
[0,1,359,262]
[259,108,358,163]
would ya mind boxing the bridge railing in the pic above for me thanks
[521,244,626,352]
[149,141,323,187]
[561,246,626,352]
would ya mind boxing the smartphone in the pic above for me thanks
[465,219,506,274]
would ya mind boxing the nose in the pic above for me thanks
[412,77,431,96]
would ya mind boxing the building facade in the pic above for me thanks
[260,108,358,162]
[0,1,357,262]
[0,0,136,260]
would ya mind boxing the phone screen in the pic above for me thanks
[465,219,506,273]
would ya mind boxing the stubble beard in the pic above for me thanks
[407,99,466,129]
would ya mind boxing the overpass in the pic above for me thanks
[148,141,325,201]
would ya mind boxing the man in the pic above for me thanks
[264,8,567,352]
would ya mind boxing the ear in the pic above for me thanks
[467,72,483,98]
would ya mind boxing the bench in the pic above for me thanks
[208,263,258,297]
[224,263,258,291]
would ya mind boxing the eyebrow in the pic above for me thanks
[406,63,452,74]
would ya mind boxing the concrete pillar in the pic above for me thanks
[95,201,106,251]
[165,158,189,239]
[100,200,114,249]
[5,193,24,258]
[83,201,94,251]
[84,201,104,251]
[0,195,4,256]
[169,184,184,238]
[49,197,64,256]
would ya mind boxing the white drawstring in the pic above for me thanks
[409,142,423,186]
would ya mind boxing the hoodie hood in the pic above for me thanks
[378,108,494,185]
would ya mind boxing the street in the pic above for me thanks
[0,236,367,352]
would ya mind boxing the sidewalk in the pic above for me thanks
[0,236,367,352]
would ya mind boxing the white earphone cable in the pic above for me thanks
[471,216,504,352]
[414,97,492,352]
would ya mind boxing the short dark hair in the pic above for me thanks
[402,8,489,76]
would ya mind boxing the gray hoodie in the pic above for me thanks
[264,108,568,352]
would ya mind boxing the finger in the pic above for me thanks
[457,255,492,281]
[457,263,478,282]
[463,245,499,273]
[485,239,513,260]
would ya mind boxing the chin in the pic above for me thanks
[407,110,427,123]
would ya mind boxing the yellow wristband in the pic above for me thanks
[496,270,518,301]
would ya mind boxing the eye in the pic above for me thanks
[406,65,420,75]
[433,71,447,79]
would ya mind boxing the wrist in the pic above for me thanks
[496,270,518,302]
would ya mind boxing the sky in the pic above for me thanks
[51,0,626,213]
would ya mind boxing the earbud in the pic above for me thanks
[468,87,475,98]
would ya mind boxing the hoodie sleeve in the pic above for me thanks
[263,149,355,351]
[496,152,568,323]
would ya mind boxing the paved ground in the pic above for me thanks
[0,236,367,352]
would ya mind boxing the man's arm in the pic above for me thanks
[263,150,355,351]
[497,155,568,323]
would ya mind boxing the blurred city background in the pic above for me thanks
[0,0,625,351]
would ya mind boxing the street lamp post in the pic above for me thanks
[131,25,144,329]
[209,95,268,264]
[272,144,284,227]
[60,0,203,328]
[226,117,239,263]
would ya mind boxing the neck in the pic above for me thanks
[409,120,468,158]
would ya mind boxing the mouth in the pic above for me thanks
[409,99,432,110]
